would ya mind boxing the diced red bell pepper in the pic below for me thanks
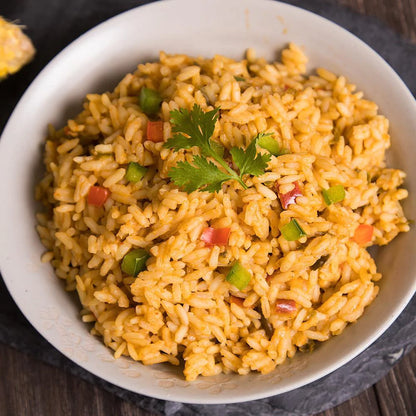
[275,299,297,314]
[146,120,164,142]
[229,295,245,307]
[353,224,374,246]
[276,181,302,209]
[201,227,231,246]
[87,186,110,207]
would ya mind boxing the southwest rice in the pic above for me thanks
[36,43,409,381]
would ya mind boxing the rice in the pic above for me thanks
[36,43,409,381]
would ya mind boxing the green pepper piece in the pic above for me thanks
[121,249,150,276]
[258,134,289,156]
[258,134,281,156]
[125,162,147,183]
[280,219,306,241]
[139,87,162,115]
[322,185,345,206]
[226,261,251,290]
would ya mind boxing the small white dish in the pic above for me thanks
[0,0,415,404]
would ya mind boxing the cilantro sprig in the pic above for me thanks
[164,104,271,193]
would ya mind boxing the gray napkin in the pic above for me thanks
[1,0,415,415]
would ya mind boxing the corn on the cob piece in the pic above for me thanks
[0,17,35,79]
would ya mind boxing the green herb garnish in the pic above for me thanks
[164,104,271,193]
[234,76,246,82]
[311,254,330,270]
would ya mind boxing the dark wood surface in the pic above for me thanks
[0,343,415,415]
[1,0,415,415]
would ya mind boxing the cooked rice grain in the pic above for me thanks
[36,43,409,381]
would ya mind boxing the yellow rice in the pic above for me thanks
[36,43,409,381]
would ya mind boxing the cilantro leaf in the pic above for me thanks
[210,139,225,158]
[164,104,271,193]
[165,105,219,156]
[230,134,271,177]
[168,155,232,193]
[164,134,193,151]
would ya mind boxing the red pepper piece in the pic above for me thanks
[201,227,231,246]
[87,186,110,207]
[275,299,297,314]
[146,120,164,142]
[353,224,374,246]
[276,181,302,209]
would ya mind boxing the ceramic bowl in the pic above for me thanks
[0,0,415,404]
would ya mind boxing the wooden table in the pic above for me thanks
[1,0,415,414]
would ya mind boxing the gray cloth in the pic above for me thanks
[0,0,415,415]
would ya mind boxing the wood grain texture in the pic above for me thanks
[0,0,415,415]
[0,344,158,416]
[317,387,381,416]
[336,0,416,41]
[375,351,416,416]
[1,344,415,416]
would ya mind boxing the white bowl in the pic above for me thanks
[0,0,415,404]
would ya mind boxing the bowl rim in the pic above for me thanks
[0,0,415,404]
